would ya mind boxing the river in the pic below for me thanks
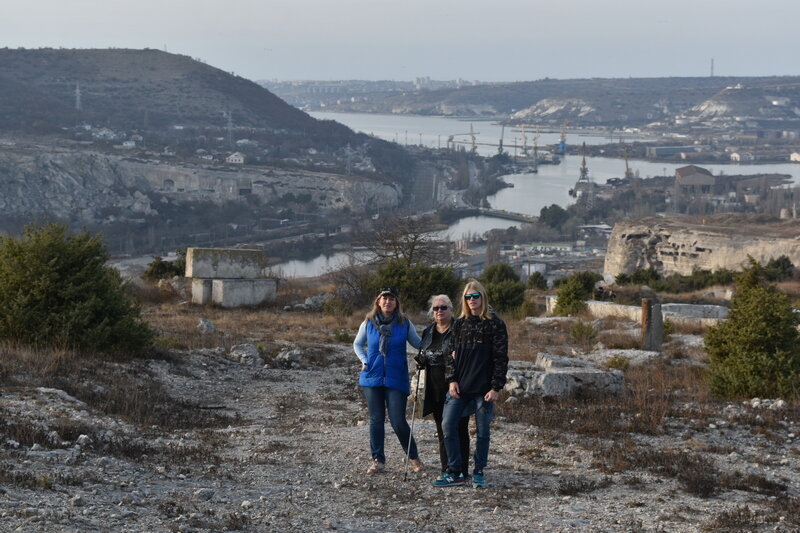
[274,112,800,276]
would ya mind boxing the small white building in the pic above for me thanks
[226,152,245,164]
[790,152,800,163]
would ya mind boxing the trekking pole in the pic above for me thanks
[403,365,424,481]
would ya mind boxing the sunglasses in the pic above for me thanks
[432,305,449,312]
[464,293,481,300]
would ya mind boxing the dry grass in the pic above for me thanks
[0,342,235,433]
[499,361,711,437]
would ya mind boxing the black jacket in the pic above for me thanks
[446,312,509,396]
[418,321,454,416]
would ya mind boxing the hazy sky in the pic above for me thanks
[3,0,797,82]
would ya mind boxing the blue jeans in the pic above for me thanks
[442,392,494,474]
[362,386,418,464]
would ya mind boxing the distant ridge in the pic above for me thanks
[0,48,350,138]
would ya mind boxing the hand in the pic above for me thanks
[449,382,460,399]
[413,353,428,370]
[361,362,366,372]
[484,389,499,402]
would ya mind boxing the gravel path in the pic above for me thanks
[1,344,798,532]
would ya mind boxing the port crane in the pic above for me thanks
[446,123,479,154]
[556,120,568,155]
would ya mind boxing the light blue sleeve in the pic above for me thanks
[353,321,368,364]
[406,319,422,350]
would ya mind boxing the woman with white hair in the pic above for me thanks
[416,294,470,479]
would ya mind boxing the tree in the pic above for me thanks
[554,271,603,316]
[479,263,525,312]
[480,263,519,284]
[354,215,447,268]
[539,204,569,229]
[0,223,153,354]
[527,271,548,290]
[705,259,800,398]
[367,259,461,312]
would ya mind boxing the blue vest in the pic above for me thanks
[359,319,411,394]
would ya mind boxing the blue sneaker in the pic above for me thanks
[472,472,486,489]
[432,472,465,487]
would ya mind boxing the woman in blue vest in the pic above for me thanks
[353,287,423,474]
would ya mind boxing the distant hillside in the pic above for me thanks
[0,48,348,136]
[283,76,800,129]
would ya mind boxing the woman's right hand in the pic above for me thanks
[449,381,460,399]
[361,362,366,372]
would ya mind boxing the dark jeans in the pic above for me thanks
[442,392,494,474]
[428,366,470,476]
[362,385,418,464]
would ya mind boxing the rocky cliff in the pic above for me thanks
[0,143,401,227]
[604,215,800,277]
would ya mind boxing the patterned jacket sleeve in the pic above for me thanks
[445,318,460,383]
[490,315,509,391]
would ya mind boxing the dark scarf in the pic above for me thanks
[371,312,400,357]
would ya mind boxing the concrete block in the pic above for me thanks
[192,279,213,305]
[185,248,268,279]
[211,279,277,308]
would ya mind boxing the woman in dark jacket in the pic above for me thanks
[353,287,423,475]
[417,294,470,479]
[433,279,509,489]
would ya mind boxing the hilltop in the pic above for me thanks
[0,48,349,137]
[275,76,800,131]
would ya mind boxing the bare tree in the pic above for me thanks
[354,214,453,268]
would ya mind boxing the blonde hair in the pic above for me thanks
[426,294,454,320]
[459,279,490,320]
[365,293,406,324]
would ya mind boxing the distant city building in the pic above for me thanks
[226,152,245,164]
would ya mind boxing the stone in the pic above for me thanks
[196,318,216,334]
[193,488,215,501]
[229,344,263,366]
[276,348,303,365]
[304,293,335,311]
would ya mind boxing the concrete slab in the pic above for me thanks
[211,279,277,308]
[185,248,267,279]
[191,279,213,305]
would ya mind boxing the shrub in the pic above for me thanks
[0,223,153,354]
[141,251,186,282]
[526,271,548,290]
[554,271,602,316]
[484,279,525,313]
[705,259,800,398]
[570,321,598,343]
[367,259,461,312]
[764,255,794,282]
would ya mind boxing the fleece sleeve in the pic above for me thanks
[353,321,368,364]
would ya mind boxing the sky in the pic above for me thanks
[3,0,798,83]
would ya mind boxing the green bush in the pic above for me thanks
[570,321,598,343]
[484,279,525,313]
[141,251,186,282]
[705,259,800,398]
[480,263,519,284]
[478,264,525,313]
[554,271,603,316]
[527,271,548,290]
[0,223,153,354]
[367,259,461,312]
[764,255,794,282]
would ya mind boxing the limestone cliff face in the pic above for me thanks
[0,146,401,224]
[604,216,800,277]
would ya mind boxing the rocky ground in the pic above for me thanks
[1,316,799,532]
